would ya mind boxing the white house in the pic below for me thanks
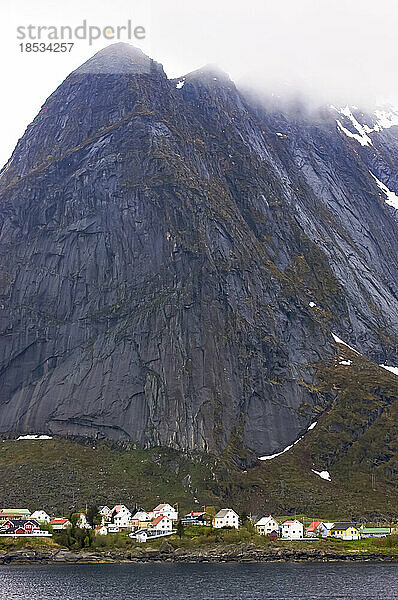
[280,519,304,540]
[255,515,279,536]
[135,531,149,543]
[107,523,119,533]
[112,506,132,530]
[318,522,335,537]
[150,514,173,532]
[152,503,178,521]
[98,506,111,517]
[30,510,51,524]
[109,505,130,519]
[214,509,239,529]
[95,524,108,536]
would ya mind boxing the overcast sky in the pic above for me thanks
[1,0,398,167]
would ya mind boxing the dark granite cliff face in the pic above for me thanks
[0,43,397,457]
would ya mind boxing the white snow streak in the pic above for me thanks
[332,334,398,376]
[17,434,52,440]
[331,333,359,353]
[259,421,317,461]
[309,301,316,308]
[369,171,398,210]
[380,365,398,376]
[334,106,373,146]
[176,79,185,89]
[332,105,398,145]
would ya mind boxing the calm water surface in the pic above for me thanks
[0,562,397,599]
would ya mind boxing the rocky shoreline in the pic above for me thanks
[1,545,397,565]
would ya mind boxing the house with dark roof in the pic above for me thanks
[0,519,50,536]
[330,523,360,540]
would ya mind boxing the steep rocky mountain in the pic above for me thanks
[0,43,397,464]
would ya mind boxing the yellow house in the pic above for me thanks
[131,511,151,529]
[330,523,360,540]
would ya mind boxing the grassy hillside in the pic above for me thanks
[0,341,397,520]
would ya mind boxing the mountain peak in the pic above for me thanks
[74,43,164,76]
[185,63,231,84]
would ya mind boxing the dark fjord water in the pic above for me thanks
[0,562,397,599]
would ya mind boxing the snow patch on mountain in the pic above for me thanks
[339,357,352,366]
[17,434,52,440]
[311,469,331,481]
[332,333,359,353]
[332,105,398,147]
[380,364,398,376]
[369,172,398,210]
[374,107,398,130]
[259,421,318,461]
[333,106,373,146]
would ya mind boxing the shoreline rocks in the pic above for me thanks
[0,546,397,565]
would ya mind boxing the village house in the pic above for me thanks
[0,508,31,520]
[49,518,71,530]
[112,506,132,530]
[131,510,152,529]
[280,519,304,540]
[330,523,360,540]
[98,505,110,515]
[305,521,322,537]
[359,526,391,538]
[255,515,279,536]
[150,514,173,532]
[94,524,108,536]
[152,503,178,521]
[0,511,28,521]
[135,530,150,543]
[106,523,119,533]
[182,511,207,526]
[30,510,51,524]
[108,505,131,519]
[0,519,50,536]
[98,506,111,521]
[318,522,335,537]
[214,509,239,529]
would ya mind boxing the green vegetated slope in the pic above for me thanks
[0,341,396,519]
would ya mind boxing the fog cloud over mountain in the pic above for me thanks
[152,0,398,109]
[1,0,398,167]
